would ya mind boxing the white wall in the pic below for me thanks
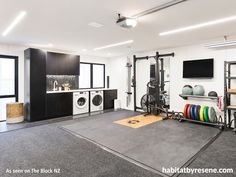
[0,44,109,103]
[108,42,236,124]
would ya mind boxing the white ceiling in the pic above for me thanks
[1,0,236,57]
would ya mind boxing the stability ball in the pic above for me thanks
[182,85,193,95]
[193,85,205,96]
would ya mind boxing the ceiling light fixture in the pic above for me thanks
[94,40,133,51]
[88,22,104,28]
[205,36,236,48]
[82,49,87,52]
[159,15,236,36]
[116,14,137,29]
[30,43,53,48]
[2,11,26,36]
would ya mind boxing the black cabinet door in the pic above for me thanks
[29,48,46,121]
[46,52,58,75]
[103,90,117,109]
[46,52,80,75]
[46,93,73,118]
[67,55,80,75]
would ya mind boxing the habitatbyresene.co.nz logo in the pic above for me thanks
[162,167,234,174]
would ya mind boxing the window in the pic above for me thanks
[79,63,91,89]
[79,62,105,89]
[92,64,105,88]
[0,55,18,121]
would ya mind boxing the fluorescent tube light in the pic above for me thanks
[30,43,53,48]
[94,40,133,51]
[2,11,26,36]
[159,15,236,36]
[205,41,236,48]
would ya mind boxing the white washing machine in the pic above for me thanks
[73,91,89,115]
[90,90,103,112]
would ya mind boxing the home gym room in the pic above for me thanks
[0,0,236,177]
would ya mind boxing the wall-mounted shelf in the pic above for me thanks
[227,89,236,94]
[179,94,218,101]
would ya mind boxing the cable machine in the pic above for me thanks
[133,51,174,115]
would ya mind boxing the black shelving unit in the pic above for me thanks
[224,61,236,133]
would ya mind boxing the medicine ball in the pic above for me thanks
[193,85,205,96]
[182,85,193,95]
[208,91,218,97]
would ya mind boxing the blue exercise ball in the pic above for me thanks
[182,85,193,95]
[193,85,205,96]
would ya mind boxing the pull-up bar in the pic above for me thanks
[134,52,175,61]
[133,51,175,113]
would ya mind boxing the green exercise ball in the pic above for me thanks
[193,85,205,96]
[182,85,193,95]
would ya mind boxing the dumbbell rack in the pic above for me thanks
[224,61,236,133]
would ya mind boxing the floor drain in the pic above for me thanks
[127,120,140,124]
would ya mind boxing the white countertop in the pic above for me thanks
[46,88,117,94]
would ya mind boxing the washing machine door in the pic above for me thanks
[76,97,87,108]
[92,94,103,106]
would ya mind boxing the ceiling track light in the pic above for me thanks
[205,36,236,49]
[2,11,26,36]
[116,14,137,29]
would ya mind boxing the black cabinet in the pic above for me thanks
[46,93,73,118]
[46,52,80,75]
[24,48,46,121]
[103,89,117,109]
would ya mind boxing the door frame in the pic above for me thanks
[0,54,19,101]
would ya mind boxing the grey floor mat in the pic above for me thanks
[180,131,236,177]
[0,123,161,177]
[62,110,220,176]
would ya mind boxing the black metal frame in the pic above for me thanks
[79,62,105,89]
[0,55,18,122]
[224,61,236,132]
[133,52,174,113]
[0,55,18,101]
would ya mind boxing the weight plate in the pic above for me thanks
[199,106,205,121]
[194,105,201,121]
[184,104,190,118]
[203,106,209,122]
[208,107,217,123]
[190,105,195,119]
[187,104,192,119]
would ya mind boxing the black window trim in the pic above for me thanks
[79,62,105,89]
[0,55,19,102]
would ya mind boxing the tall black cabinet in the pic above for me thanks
[24,48,46,121]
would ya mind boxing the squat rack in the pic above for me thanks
[133,52,175,112]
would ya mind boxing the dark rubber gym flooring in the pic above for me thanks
[0,110,235,177]
[181,131,236,177]
[62,110,220,176]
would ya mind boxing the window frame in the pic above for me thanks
[79,62,105,89]
[0,55,19,101]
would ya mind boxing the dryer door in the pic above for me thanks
[92,94,103,106]
[76,97,87,109]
